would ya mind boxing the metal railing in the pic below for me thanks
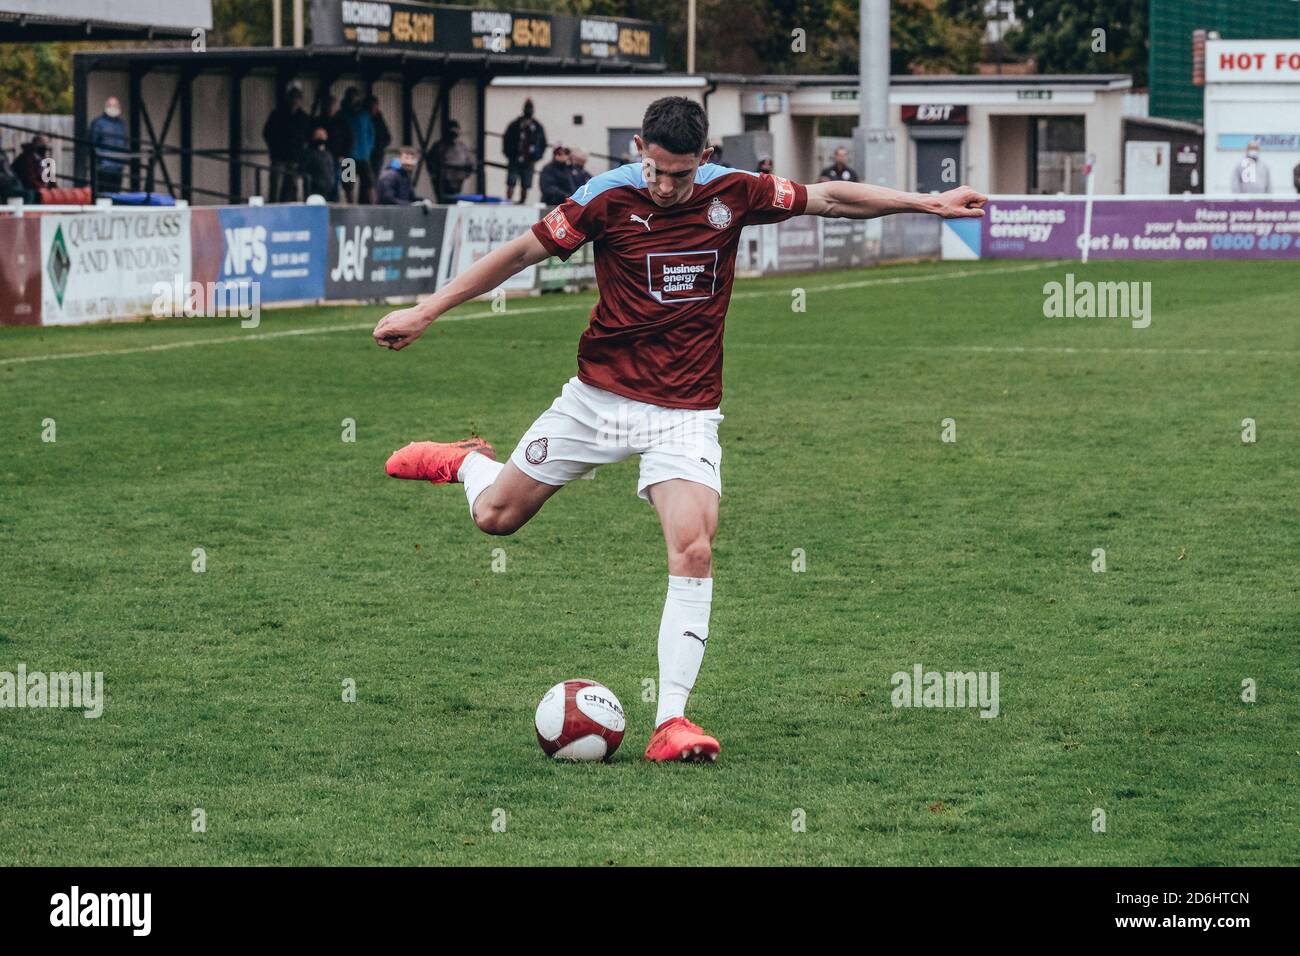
[0,118,296,204]
[0,116,589,206]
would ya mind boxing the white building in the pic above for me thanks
[1203,38,1300,195]
[487,72,1134,197]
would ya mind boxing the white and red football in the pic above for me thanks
[534,679,625,761]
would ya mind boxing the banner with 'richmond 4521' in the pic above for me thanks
[957,198,1300,261]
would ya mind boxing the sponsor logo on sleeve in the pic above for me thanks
[542,206,585,250]
[771,175,795,210]
[645,250,720,303]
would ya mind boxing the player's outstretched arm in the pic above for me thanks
[372,230,552,350]
[803,181,987,220]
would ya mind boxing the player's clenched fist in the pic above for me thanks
[373,306,432,350]
[935,186,988,219]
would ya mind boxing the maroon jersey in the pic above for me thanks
[530,163,808,409]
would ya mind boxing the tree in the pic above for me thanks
[1005,0,1149,85]
[890,0,986,74]
[0,42,74,113]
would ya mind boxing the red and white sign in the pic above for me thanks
[901,104,969,125]
[771,175,795,210]
[1206,40,1300,83]
[542,205,585,250]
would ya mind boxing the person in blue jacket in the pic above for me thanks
[376,147,425,205]
[89,96,129,195]
[344,88,376,204]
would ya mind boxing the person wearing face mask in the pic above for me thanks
[302,127,339,202]
[321,93,354,200]
[89,96,129,195]
[539,144,575,205]
[14,135,50,197]
[502,98,546,203]
[263,86,311,202]
[376,146,424,205]
[428,120,476,203]
[1231,140,1271,194]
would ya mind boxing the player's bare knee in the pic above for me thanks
[673,537,713,577]
[474,501,520,536]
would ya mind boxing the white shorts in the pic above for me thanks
[510,377,723,503]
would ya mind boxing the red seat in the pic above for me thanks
[37,187,93,205]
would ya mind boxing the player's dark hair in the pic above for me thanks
[641,96,709,156]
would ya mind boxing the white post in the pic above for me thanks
[1080,152,1096,265]
[293,0,305,48]
[272,0,282,48]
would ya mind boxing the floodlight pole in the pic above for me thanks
[855,0,896,188]
[687,0,697,74]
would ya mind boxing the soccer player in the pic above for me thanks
[374,97,986,762]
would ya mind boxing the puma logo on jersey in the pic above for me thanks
[629,213,654,231]
[684,630,707,647]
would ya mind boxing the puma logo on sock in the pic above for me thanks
[684,630,707,646]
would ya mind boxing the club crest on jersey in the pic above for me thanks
[706,198,733,230]
[525,437,548,464]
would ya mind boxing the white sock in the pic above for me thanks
[655,575,713,727]
[457,451,503,520]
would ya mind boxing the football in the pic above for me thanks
[534,679,626,761]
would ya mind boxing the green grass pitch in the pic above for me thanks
[1,258,1297,865]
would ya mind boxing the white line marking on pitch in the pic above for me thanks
[731,341,1300,358]
[0,260,1098,368]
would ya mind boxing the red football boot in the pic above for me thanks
[385,438,495,484]
[643,717,720,763]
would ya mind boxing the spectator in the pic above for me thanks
[818,146,858,183]
[0,149,30,203]
[301,127,338,202]
[320,94,353,199]
[1231,140,1271,194]
[342,88,375,204]
[89,96,129,195]
[502,98,546,202]
[1293,160,1300,194]
[569,147,591,189]
[427,120,476,202]
[377,146,423,205]
[370,96,392,177]
[263,86,311,202]
[13,135,50,194]
[539,144,575,205]
[756,155,774,175]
